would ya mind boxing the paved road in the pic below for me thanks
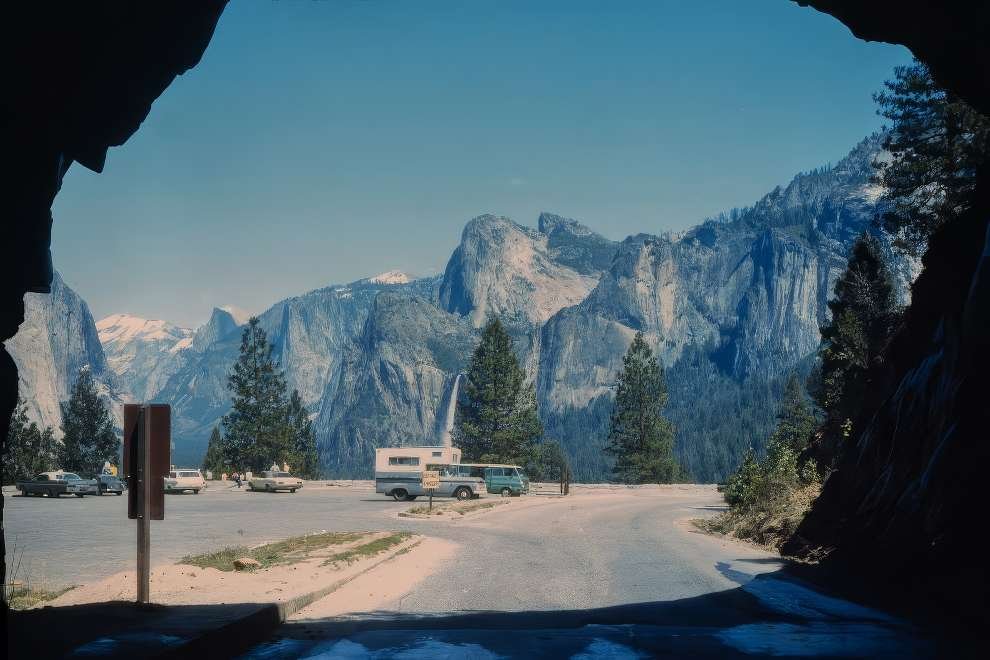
[5,484,938,657]
[242,487,937,658]
[4,481,422,588]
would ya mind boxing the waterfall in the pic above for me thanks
[439,373,463,448]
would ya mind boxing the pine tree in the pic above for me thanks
[222,318,290,472]
[605,332,681,484]
[285,389,319,478]
[3,398,56,483]
[455,318,542,463]
[59,367,119,476]
[770,374,816,455]
[873,60,990,254]
[201,426,227,476]
[812,234,899,467]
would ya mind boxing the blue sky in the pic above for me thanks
[53,0,911,328]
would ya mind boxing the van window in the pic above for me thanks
[431,451,442,457]
[389,456,420,466]
[169,472,177,478]
[179,471,200,478]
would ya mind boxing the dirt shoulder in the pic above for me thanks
[47,530,422,609]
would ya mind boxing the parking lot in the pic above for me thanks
[3,481,426,589]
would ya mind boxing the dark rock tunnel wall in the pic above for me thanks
[2,2,228,615]
[2,0,988,625]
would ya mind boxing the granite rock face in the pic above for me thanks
[315,292,477,477]
[5,272,122,433]
[535,136,916,480]
[439,214,615,329]
[97,313,193,402]
[88,136,911,479]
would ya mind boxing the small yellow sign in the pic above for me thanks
[422,470,440,490]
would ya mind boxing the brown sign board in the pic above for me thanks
[421,470,440,490]
[124,403,170,521]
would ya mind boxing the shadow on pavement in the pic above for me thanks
[241,570,967,659]
[8,600,282,659]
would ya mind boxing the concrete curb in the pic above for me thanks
[161,537,423,658]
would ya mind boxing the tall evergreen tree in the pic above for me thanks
[222,318,290,472]
[59,367,119,476]
[455,318,542,463]
[873,60,990,254]
[3,398,56,483]
[285,389,319,478]
[771,374,816,455]
[201,426,227,475]
[811,234,899,467]
[605,332,680,484]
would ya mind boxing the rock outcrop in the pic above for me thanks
[315,293,477,477]
[439,214,615,329]
[538,137,900,480]
[5,273,122,433]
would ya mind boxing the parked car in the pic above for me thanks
[16,471,98,497]
[375,461,486,502]
[97,474,126,495]
[248,471,303,493]
[164,469,206,494]
[483,465,530,496]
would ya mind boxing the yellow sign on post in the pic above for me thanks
[422,470,440,512]
[422,470,440,490]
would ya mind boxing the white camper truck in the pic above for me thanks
[374,446,483,501]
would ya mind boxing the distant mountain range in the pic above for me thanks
[5,134,914,481]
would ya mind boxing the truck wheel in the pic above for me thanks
[290,488,297,493]
[500,488,511,497]
[193,489,200,494]
[455,487,471,501]
[392,489,408,502]
[75,493,85,498]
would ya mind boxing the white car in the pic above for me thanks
[248,471,303,493]
[164,469,206,494]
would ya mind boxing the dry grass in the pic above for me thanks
[695,482,822,553]
[402,498,507,517]
[7,585,76,610]
[321,532,413,566]
[179,531,367,571]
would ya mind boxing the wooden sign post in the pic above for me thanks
[123,404,170,605]
[422,470,440,513]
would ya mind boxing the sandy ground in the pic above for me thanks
[47,532,421,608]
[291,537,459,619]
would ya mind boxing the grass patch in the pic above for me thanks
[8,585,76,610]
[322,532,413,566]
[404,499,506,517]
[179,531,367,571]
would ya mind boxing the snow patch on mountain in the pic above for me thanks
[368,270,412,285]
[218,305,252,325]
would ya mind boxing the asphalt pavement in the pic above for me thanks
[4,481,416,588]
[5,484,947,658]
[242,487,941,658]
